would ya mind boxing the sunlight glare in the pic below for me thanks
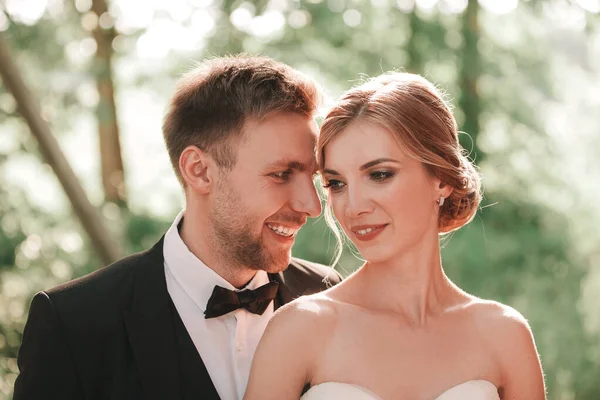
[248,10,286,40]
[76,82,100,108]
[21,234,42,261]
[416,0,439,11]
[0,11,9,32]
[396,0,416,13]
[0,93,16,117]
[479,0,518,14]
[191,9,216,36]
[134,16,207,55]
[164,0,193,23]
[439,0,468,14]
[99,12,115,29]
[371,0,388,7]
[268,0,291,12]
[75,0,92,12]
[112,0,154,33]
[80,11,98,31]
[2,276,28,298]
[79,37,97,58]
[543,0,587,31]
[5,0,48,25]
[328,0,345,13]
[59,232,84,253]
[137,32,168,59]
[576,0,600,13]
[50,260,72,280]
[136,19,178,58]
[343,9,362,27]
[288,10,311,29]
[188,0,215,7]
[230,6,254,30]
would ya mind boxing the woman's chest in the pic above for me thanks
[311,313,500,399]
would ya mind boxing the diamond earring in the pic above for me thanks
[436,196,445,207]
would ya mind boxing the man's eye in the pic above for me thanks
[370,171,394,181]
[322,180,345,191]
[271,170,292,180]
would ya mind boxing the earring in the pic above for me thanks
[436,196,445,207]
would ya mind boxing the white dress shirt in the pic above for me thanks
[163,210,274,400]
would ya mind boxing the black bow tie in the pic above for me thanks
[204,281,279,319]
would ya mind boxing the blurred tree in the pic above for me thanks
[459,0,482,160]
[89,0,127,206]
[0,32,121,265]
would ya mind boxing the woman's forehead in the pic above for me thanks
[323,122,407,167]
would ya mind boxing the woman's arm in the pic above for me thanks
[492,306,546,400]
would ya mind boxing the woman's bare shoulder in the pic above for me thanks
[464,298,530,328]
[244,294,343,398]
[267,292,341,336]
[463,298,537,357]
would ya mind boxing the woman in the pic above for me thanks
[244,72,546,400]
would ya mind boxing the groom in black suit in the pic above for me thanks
[14,55,341,400]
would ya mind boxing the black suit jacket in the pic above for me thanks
[13,237,341,400]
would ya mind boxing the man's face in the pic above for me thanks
[210,112,322,273]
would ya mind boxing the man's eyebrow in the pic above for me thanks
[266,160,307,172]
[359,158,401,171]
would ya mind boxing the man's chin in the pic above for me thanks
[261,252,291,274]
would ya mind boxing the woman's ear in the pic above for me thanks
[438,180,454,199]
[432,177,454,203]
[179,145,215,194]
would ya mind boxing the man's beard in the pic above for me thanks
[210,186,290,274]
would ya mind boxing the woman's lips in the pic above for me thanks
[350,224,388,241]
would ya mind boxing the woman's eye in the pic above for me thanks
[323,179,345,191]
[370,171,394,181]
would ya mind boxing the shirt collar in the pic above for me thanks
[163,210,270,313]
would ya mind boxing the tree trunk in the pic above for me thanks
[459,0,483,160]
[90,0,127,206]
[0,32,121,265]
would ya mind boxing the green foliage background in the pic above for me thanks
[1,0,599,399]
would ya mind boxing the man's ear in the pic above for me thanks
[179,146,216,194]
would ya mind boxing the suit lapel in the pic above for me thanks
[270,258,341,310]
[269,272,291,310]
[269,266,307,311]
[122,238,183,400]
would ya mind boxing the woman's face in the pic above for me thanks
[322,121,443,263]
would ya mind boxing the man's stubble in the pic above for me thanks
[210,179,289,274]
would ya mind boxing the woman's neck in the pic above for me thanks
[349,235,465,327]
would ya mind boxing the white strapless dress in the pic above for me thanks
[301,380,499,400]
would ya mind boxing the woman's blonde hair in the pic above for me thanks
[318,72,482,265]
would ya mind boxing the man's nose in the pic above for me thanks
[291,177,322,218]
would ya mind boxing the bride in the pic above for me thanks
[243,72,546,400]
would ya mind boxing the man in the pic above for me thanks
[14,55,341,400]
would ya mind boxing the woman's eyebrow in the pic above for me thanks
[322,158,401,176]
[359,158,401,171]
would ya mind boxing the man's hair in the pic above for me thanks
[162,54,323,186]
